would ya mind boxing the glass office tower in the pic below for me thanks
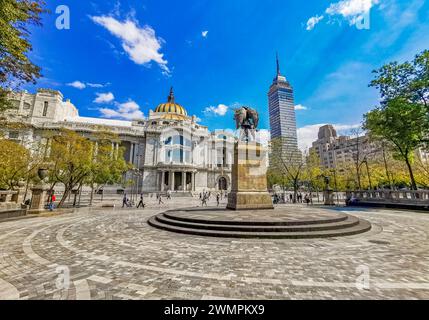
[268,54,301,163]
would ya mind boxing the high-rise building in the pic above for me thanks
[268,54,300,163]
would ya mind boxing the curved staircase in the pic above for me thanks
[148,207,371,239]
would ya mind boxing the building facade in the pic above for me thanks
[2,88,233,194]
[310,125,379,170]
[267,54,301,162]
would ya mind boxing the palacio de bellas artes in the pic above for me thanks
[0,0,429,311]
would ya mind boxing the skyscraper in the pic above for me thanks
[268,54,301,163]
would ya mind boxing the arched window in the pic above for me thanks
[164,135,192,163]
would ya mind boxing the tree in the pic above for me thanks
[269,138,305,203]
[370,50,429,111]
[0,0,46,112]
[0,138,30,189]
[47,129,93,207]
[348,127,365,189]
[363,98,428,190]
[86,131,130,205]
[415,150,429,188]
[302,149,324,200]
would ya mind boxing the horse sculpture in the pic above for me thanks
[234,106,259,141]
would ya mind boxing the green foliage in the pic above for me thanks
[87,132,130,190]
[0,0,46,111]
[47,129,94,207]
[44,129,131,207]
[0,137,30,189]
[364,98,428,190]
[302,149,324,191]
[268,137,305,202]
[370,50,429,109]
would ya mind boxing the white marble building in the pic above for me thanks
[3,88,233,193]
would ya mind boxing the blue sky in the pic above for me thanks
[24,0,429,149]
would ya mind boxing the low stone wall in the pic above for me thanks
[346,190,429,210]
[0,209,27,221]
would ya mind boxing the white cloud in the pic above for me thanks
[67,81,108,89]
[202,30,208,38]
[326,0,379,25]
[204,104,229,116]
[294,104,308,111]
[297,123,361,152]
[256,129,271,147]
[99,100,144,120]
[87,83,105,88]
[306,15,324,30]
[67,81,86,89]
[91,15,169,75]
[326,0,378,18]
[306,0,380,29]
[94,92,115,103]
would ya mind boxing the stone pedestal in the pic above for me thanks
[324,189,335,205]
[29,185,50,213]
[227,142,274,210]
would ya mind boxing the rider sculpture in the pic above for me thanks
[233,106,259,141]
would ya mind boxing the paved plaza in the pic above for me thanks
[0,197,428,300]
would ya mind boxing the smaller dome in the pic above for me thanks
[154,87,188,116]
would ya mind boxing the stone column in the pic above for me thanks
[192,172,196,191]
[161,171,165,191]
[171,171,175,191]
[182,171,186,191]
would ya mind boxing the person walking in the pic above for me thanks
[137,193,145,208]
[49,194,56,211]
[201,194,208,207]
[216,193,220,206]
[304,194,310,206]
[158,195,164,205]
[122,194,128,208]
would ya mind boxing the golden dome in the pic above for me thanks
[160,113,188,120]
[154,87,188,116]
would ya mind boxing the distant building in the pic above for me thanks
[267,54,301,163]
[2,88,234,193]
[310,125,378,170]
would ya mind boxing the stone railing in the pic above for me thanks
[0,190,23,212]
[39,122,145,136]
[0,190,19,203]
[346,190,429,209]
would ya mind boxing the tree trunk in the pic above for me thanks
[58,186,71,208]
[365,161,373,189]
[90,184,94,206]
[293,182,298,203]
[356,165,361,190]
[382,146,392,189]
[405,158,418,190]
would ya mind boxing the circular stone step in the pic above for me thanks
[155,214,360,232]
[147,206,372,239]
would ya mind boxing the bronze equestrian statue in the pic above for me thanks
[233,106,259,141]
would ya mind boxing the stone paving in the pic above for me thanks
[0,197,428,300]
